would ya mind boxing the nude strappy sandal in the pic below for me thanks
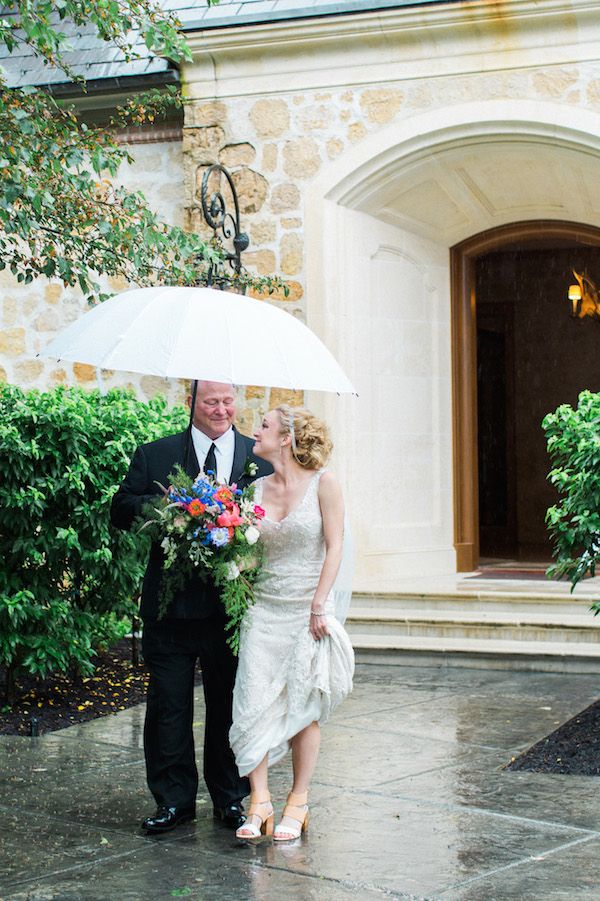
[235,793,274,839]
[273,791,309,841]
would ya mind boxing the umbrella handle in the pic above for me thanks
[183,379,198,471]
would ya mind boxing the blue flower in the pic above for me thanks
[210,527,230,548]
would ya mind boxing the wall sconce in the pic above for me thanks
[568,271,600,322]
[568,282,582,316]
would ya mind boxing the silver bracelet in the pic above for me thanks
[310,611,326,617]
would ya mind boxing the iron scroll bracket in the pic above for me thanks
[200,164,250,283]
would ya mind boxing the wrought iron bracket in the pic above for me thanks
[200,164,249,281]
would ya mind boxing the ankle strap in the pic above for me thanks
[250,792,271,804]
[286,791,308,806]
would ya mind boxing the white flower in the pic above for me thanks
[244,525,260,546]
[160,537,173,552]
[224,561,240,581]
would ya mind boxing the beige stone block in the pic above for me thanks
[248,280,303,303]
[219,142,256,167]
[231,167,269,215]
[23,295,38,316]
[34,310,59,332]
[249,99,290,138]
[0,365,7,382]
[262,143,278,172]
[278,280,303,302]
[269,387,304,408]
[280,233,304,276]
[185,206,214,240]
[44,284,62,304]
[270,183,300,213]
[140,375,169,398]
[327,138,344,159]
[314,93,331,101]
[0,327,26,356]
[348,122,367,143]
[73,362,96,383]
[49,367,68,384]
[2,296,18,326]
[249,220,277,245]
[183,126,226,154]
[341,90,353,103]
[340,109,351,122]
[292,96,304,106]
[283,138,321,179]
[587,78,600,106]
[299,105,330,131]
[235,406,256,434]
[246,385,266,400]
[532,69,578,98]
[281,218,301,229]
[244,249,277,276]
[108,275,129,293]
[360,88,403,124]
[187,101,227,127]
[14,359,44,382]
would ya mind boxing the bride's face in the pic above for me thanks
[253,410,285,458]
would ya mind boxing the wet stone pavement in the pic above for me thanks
[2,663,600,900]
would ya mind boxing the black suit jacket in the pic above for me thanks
[110,428,272,622]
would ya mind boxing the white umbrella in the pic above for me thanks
[40,286,356,394]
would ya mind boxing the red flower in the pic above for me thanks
[216,503,244,529]
[253,505,266,519]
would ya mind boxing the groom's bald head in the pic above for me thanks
[187,381,236,439]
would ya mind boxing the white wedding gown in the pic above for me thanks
[230,471,355,776]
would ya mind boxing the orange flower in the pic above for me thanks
[188,499,205,517]
[215,487,234,505]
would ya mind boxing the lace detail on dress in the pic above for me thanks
[230,470,354,776]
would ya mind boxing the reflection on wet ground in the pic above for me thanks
[2,663,600,899]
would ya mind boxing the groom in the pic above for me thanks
[110,381,271,833]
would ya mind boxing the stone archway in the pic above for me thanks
[305,102,600,588]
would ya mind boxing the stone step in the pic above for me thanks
[349,633,600,673]
[345,611,600,643]
[350,591,598,618]
[345,591,600,670]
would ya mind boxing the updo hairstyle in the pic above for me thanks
[275,405,333,470]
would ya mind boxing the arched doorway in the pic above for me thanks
[451,221,600,572]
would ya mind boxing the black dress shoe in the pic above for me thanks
[213,801,245,830]
[141,805,196,834]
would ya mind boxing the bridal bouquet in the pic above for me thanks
[141,465,265,653]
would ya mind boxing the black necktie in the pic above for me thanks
[204,442,217,478]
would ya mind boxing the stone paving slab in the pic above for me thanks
[1,663,600,900]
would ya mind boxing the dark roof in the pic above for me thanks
[0,0,455,91]
[172,0,454,31]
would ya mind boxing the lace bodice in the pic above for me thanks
[253,472,330,607]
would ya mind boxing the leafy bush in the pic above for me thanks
[544,390,600,601]
[0,384,188,700]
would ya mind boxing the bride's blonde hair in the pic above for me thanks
[275,405,333,470]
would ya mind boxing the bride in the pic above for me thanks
[230,404,355,842]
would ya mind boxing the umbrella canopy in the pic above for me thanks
[40,286,356,394]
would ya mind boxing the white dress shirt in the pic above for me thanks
[191,425,236,483]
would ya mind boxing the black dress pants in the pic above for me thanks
[141,613,249,809]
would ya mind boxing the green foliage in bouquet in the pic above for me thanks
[544,390,600,602]
[0,384,188,701]
[141,466,265,654]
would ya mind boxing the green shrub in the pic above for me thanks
[544,390,600,601]
[0,384,188,700]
